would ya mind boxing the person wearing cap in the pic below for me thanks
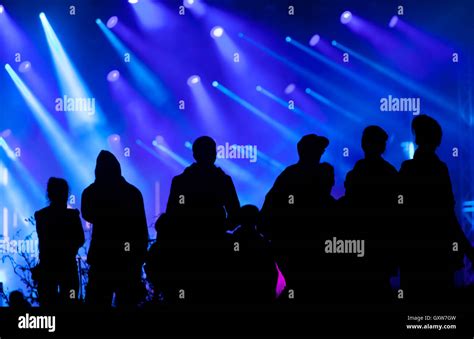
[261,133,331,302]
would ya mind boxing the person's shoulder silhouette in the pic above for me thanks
[399,115,453,208]
[262,133,330,212]
[35,177,84,262]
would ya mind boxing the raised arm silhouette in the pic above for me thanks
[35,177,84,307]
[81,150,148,307]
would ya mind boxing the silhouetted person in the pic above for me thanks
[342,126,398,303]
[399,115,474,303]
[82,150,148,307]
[261,134,330,301]
[9,290,31,310]
[166,136,240,303]
[35,177,84,307]
[230,205,278,303]
[144,213,178,304]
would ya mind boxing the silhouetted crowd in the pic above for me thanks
[27,114,474,308]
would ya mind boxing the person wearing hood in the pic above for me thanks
[165,136,240,303]
[81,150,148,307]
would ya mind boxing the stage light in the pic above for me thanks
[0,129,12,138]
[184,141,192,149]
[389,15,399,28]
[212,81,219,87]
[183,0,195,7]
[340,11,352,24]
[108,134,121,143]
[154,135,165,145]
[129,0,139,3]
[0,5,4,14]
[285,36,292,42]
[284,83,296,94]
[187,75,200,86]
[211,26,224,38]
[18,61,31,73]
[256,85,262,92]
[107,70,120,82]
[107,16,118,29]
[309,34,320,46]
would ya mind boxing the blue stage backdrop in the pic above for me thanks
[0,0,473,302]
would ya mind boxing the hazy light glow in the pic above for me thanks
[107,16,118,29]
[284,83,296,94]
[389,15,399,28]
[187,75,201,86]
[211,26,224,38]
[18,61,31,73]
[107,70,120,82]
[340,11,352,24]
[309,34,320,46]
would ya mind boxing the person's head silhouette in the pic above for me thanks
[192,136,217,166]
[361,125,389,158]
[237,205,260,232]
[47,177,69,207]
[95,150,122,182]
[9,290,30,309]
[297,134,329,165]
[319,162,335,196]
[412,114,442,152]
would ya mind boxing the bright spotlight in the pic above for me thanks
[107,16,118,29]
[309,34,320,46]
[389,15,399,28]
[128,0,139,3]
[212,81,219,87]
[39,12,46,20]
[18,61,31,73]
[107,70,120,82]
[284,83,296,95]
[154,135,165,145]
[256,85,262,92]
[187,75,201,86]
[210,26,224,38]
[108,134,121,143]
[285,36,292,42]
[183,0,195,7]
[0,5,4,14]
[340,11,352,24]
